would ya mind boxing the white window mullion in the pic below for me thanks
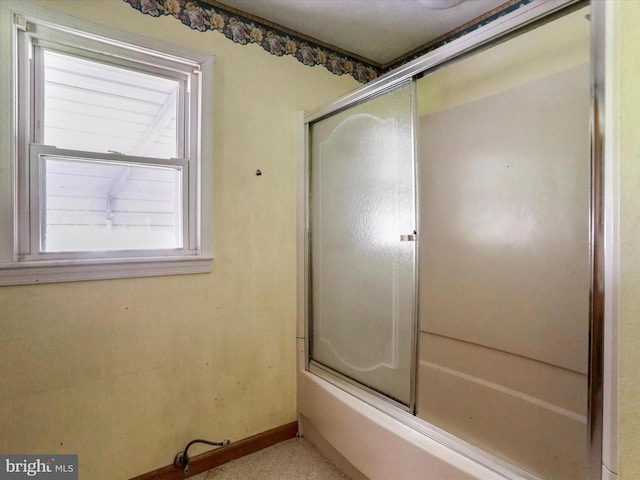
[16,29,35,257]
[179,162,188,251]
[27,46,47,257]
[32,45,46,144]
[177,78,187,159]
[27,144,44,257]
[188,69,201,253]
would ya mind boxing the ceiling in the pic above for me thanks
[213,0,511,66]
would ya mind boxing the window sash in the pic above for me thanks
[22,144,190,261]
[32,42,189,159]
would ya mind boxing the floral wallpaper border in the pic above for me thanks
[123,0,533,84]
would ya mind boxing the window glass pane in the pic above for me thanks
[43,50,180,158]
[41,155,182,252]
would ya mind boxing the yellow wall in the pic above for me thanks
[1,1,639,479]
[0,0,357,478]
[618,0,640,478]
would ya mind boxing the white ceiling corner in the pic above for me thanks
[214,0,510,65]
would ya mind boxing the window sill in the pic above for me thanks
[0,255,213,286]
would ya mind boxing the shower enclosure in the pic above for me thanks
[298,1,608,479]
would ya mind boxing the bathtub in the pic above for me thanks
[297,339,518,480]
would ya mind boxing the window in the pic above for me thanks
[0,4,213,285]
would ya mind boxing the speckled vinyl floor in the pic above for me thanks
[189,437,351,480]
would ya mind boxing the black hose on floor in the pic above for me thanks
[174,438,231,474]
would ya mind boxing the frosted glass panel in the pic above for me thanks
[309,82,416,406]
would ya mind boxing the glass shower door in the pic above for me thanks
[308,81,416,407]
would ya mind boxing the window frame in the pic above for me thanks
[0,2,214,285]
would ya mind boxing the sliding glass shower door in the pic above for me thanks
[308,81,417,407]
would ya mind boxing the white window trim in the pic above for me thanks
[0,2,214,286]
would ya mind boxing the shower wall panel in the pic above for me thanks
[417,63,590,480]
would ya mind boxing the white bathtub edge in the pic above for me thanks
[298,368,510,480]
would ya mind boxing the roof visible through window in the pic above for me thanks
[43,50,180,159]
